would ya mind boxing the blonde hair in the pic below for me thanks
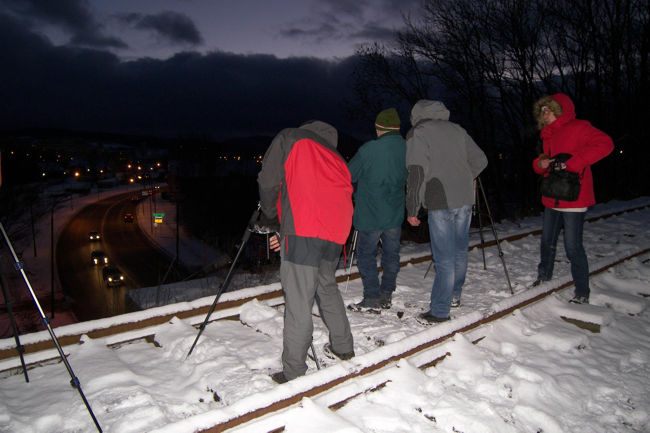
[533,96,563,129]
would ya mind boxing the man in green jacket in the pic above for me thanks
[348,108,407,312]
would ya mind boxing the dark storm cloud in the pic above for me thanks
[279,0,416,49]
[1,0,126,48]
[0,12,367,140]
[351,23,398,41]
[116,11,203,45]
[280,22,339,41]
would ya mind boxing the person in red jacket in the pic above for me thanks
[532,93,614,303]
[258,120,355,383]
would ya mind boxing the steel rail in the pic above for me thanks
[1,204,648,368]
[199,247,650,433]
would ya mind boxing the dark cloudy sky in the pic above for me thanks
[0,0,420,140]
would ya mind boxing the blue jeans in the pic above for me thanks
[538,208,589,297]
[356,226,402,300]
[427,205,472,318]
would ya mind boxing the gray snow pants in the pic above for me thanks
[280,235,354,380]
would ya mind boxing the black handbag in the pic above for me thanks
[540,153,583,203]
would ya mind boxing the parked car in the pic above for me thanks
[102,266,124,287]
[88,231,101,241]
[123,213,135,223]
[91,250,108,265]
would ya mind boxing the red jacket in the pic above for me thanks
[532,93,614,208]
[258,121,353,245]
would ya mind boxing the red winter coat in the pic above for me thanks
[532,93,614,208]
[257,121,353,245]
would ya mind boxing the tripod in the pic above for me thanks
[424,177,513,294]
[473,177,513,293]
[0,222,103,432]
[186,203,261,359]
[186,203,322,369]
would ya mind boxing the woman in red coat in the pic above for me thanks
[532,93,613,303]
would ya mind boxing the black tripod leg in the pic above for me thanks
[186,203,261,359]
[474,182,487,269]
[0,223,103,432]
[310,341,321,370]
[344,230,358,292]
[0,265,28,382]
[477,178,514,294]
[424,259,433,279]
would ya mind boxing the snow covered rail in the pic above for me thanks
[173,248,649,433]
[0,203,648,374]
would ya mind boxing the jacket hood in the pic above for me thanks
[410,100,450,125]
[533,93,576,130]
[299,120,338,149]
[550,93,576,120]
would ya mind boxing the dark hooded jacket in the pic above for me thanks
[532,93,614,208]
[405,100,487,215]
[257,120,353,245]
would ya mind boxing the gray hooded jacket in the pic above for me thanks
[405,100,487,215]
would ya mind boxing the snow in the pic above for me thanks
[0,193,649,433]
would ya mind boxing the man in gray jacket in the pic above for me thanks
[405,100,487,323]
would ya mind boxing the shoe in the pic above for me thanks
[379,292,392,309]
[347,298,381,313]
[323,343,355,361]
[569,295,589,304]
[530,277,550,288]
[450,298,461,308]
[417,312,450,324]
[270,372,288,384]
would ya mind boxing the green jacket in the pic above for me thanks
[348,131,407,231]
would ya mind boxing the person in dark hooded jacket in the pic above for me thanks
[532,93,613,304]
[258,120,355,383]
[405,100,487,323]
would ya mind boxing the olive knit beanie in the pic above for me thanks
[375,107,400,131]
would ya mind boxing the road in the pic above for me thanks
[56,192,189,321]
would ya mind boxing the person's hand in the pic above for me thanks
[407,216,421,227]
[269,234,281,252]
[537,157,554,170]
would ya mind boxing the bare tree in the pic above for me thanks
[351,0,650,215]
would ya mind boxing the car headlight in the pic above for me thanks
[120,276,124,280]
[108,277,113,282]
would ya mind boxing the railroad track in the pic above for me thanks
[0,203,649,432]
[173,247,649,433]
[1,204,648,369]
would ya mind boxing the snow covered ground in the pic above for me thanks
[0,196,649,432]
